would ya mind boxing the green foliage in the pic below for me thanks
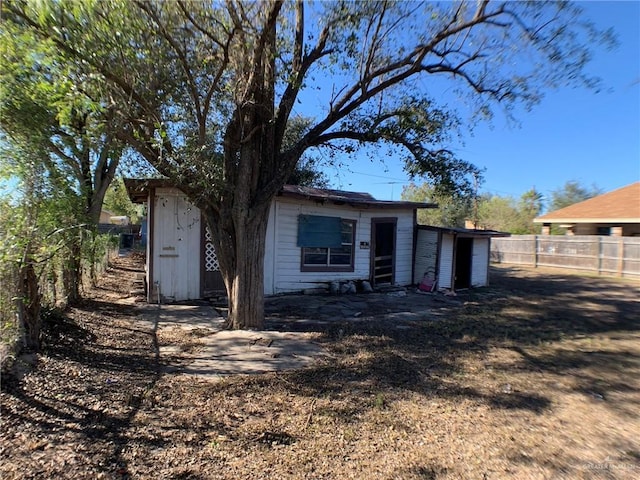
[3,0,616,328]
[103,177,143,223]
[401,182,473,228]
[286,157,330,189]
[403,180,604,235]
[3,0,614,201]
[549,181,602,212]
[0,197,20,347]
[282,116,330,188]
[476,189,543,235]
[519,188,544,220]
[1,10,123,226]
[0,137,119,353]
[1,5,126,305]
[0,141,56,349]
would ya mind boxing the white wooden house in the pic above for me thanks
[125,180,438,302]
[413,225,509,291]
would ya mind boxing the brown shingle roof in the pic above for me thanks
[124,179,438,210]
[534,182,640,223]
[279,185,437,209]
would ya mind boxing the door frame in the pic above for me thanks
[370,217,398,286]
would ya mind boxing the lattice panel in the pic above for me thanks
[204,227,220,272]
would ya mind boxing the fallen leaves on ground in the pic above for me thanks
[1,256,639,479]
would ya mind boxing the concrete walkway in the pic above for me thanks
[135,288,463,381]
[137,303,327,381]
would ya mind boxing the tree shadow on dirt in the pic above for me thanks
[262,267,639,420]
[1,300,161,479]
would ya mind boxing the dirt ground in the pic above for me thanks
[1,254,639,480]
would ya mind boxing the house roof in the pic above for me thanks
[124,178,437,210]
[417,225,510,238]
[533,182,640,224]
[279,185,437,210]
[124,178,174,203]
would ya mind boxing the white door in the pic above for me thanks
[438,234,454,289]
[471,238,489,287]
[153,193,201,301]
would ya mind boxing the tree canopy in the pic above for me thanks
[550,180,602,212]
[403,181,544,234]
[476,188,543,234]
[2,0,616,328]
[1,15,127,303]
[401,182,473,228]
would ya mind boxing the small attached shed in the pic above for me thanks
[125,179,437,302]
[414,226,509,291]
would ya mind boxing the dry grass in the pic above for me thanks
[1,260,639,479]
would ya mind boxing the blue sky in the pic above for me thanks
[315,1,640,207]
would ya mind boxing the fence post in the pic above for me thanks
[617,238,625,277]
[596,236,602,274]
[533,235,538,268]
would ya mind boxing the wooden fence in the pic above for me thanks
[491,235,640,278]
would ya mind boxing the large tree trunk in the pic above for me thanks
[209,5,281,331]
[226,211,269,330]
[17,251,42,351]
[208,200,271,330]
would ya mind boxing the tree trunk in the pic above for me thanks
[63,236,83,305]
[86,228,100,287]
[208,200,271,330]
[17,253,42,351]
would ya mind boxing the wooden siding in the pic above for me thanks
[438,234,454,289]
[414,229,439,284]
[471,237,489,287]
[266,198,416,294]
[151,188,201,301]
[146,190,421,298]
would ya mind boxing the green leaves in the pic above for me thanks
[402,182,474,228]
[5,0,614,201]
[550,181,602,212]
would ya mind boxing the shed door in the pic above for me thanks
[154,193,201,301]
[371,218,397,286]
[471,238,489,287]
[438,234,454,289]
[202,224,226,297]
[414,228,439,284]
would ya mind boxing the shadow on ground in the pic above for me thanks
[1,260,638,479]
[255,266,640,419]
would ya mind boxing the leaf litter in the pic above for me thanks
[1,255,639,479]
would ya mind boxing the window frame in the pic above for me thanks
[300,219,356,272]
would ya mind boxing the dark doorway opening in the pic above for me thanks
[371,219,396,286]
[202,223,226,297]
[454,237,473,290]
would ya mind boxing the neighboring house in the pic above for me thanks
[100,209,130,225]
[99,210,114,223]
[110,215,130,226]
[98,209,131,234]
[414,226,509,291]
[534,182,640,236]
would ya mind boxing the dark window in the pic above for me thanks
[596,226,610,236]
[297,215,342,248]
[301,219,355,271]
